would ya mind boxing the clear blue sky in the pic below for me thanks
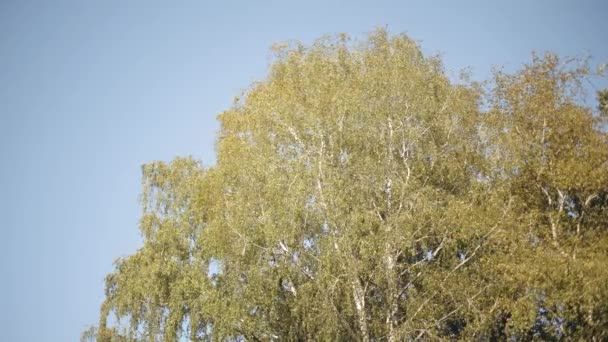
[1,1,606,340]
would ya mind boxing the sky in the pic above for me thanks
[1,1,606,341]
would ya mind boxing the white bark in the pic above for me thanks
[352,279,369,342]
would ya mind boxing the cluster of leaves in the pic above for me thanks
[89,29,608,341]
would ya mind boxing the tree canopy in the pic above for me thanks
[90,29,608,341]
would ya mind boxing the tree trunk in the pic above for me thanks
[352,279,370,342]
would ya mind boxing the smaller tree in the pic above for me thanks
[80,326,97,342]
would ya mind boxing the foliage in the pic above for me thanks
[92,29,608,341]
[599,88,608,116]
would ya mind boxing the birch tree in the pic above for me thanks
[93,29,608,341]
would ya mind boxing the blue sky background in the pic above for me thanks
[1,1,606,340]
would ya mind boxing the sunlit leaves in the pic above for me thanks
[94,29,608,341]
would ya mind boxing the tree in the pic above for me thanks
[92,29,608,341]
